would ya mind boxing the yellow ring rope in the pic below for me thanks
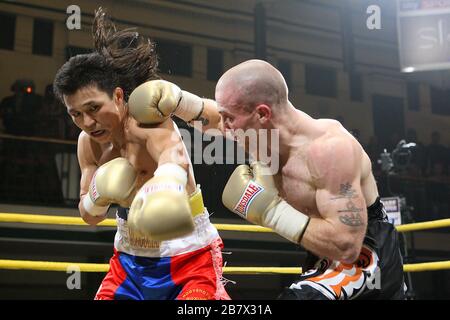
[1,213,450,233]
[0,259,109,272]
[0,213,271,231]
[1,212,450,274]
[1,259,450,273]
[395,219,450,233]
[403,260,450,273]
[1,134,448,277]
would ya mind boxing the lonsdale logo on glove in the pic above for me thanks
[141,183,184,194]
[233,182,264,218]
[90,171,100,201]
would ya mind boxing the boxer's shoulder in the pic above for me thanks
[315,118,342,130]
[78,130,90,143]
[77,131,97,163]
[77,131,115,165]
[78,130,104,149]
[307,133,361,185]
[310,118,359,153]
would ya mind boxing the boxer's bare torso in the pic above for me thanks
[64,86,196,224]
[78,117,197,201]
[276,118,378,219]
[214,96,376,260]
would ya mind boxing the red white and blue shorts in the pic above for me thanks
[95,207,230,300]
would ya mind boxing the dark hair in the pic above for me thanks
[53,53,119,102]
[54,7,159,102]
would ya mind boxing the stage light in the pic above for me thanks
[402,67,415,73]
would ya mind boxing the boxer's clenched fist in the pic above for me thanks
[222,162,310,244]
[128,163,194,241]
[128,80,204,124]
[83,157,137,217]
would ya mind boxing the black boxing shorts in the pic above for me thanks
[278,197,406,300]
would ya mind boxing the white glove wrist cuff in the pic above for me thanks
[175,91,204,122]
[82,195,109,217]
[154,163,188,185]
[264,200,310,244]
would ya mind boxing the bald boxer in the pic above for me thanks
[52,9,229,300]
[130,59,406,300]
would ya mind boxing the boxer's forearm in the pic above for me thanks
[148,120,191,173]
[300,218,363,264]
[188,98,224,134]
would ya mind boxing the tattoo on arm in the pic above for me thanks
[197,116,209,126]
[332,182,364,227]
[339,213,364,227]
[189,117,209,127]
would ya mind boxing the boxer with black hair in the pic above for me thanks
[53,8,229,300]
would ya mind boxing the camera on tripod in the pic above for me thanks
[378,140,417,174]
[377,140,417,300]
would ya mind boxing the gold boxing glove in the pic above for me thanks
[128,80,204,125]
[222,162,310,244]
[127,163,194,241]
[82,158,137,217]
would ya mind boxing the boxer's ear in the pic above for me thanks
[113,87,125,105]
[255,104,271,124]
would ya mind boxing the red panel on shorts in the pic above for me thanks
[95,250,127,300]
[171,239,229,300]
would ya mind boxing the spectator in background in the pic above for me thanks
[0,112,4,133]
[40,84,65,139]
[427,131,448,177]
[448,143,450,177]
[405,128,426,177]
[0,96,4,159]
[387,131,401,153]
[421,131,449,220]
[0,80,47,203]
[0,79,42,136]
[427,156,449,219]
[366,135,383,172]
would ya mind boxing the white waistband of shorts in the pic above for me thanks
[113,209,219,258]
